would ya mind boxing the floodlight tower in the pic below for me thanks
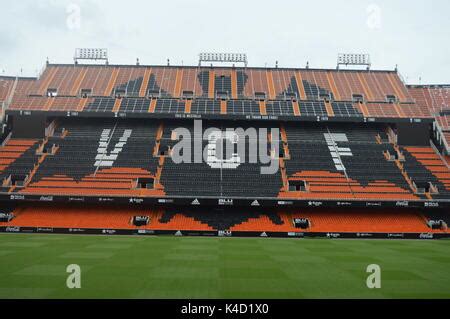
[337,53,371,70]
[198,52,248,67]
[74,48,109,65]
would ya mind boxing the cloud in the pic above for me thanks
[0,0,448,83]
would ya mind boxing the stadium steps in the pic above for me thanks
[281,123,417,200]
[401,147,450,199]
[0,138,41,190]
[20,119,162,196]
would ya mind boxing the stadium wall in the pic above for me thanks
[10,114,47,138]
[397,122,431,146]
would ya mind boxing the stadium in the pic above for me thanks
[0,51,449,299]
[1,54,450,234]
[0,1,449,304]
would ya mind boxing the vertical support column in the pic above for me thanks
[77,98,89,112]
[266,70,276,100]
[292,100,301,116]
[112,98,122,113]
[208,70,215,99]
[220,100,227,115]
[355,102,370,117]
[43,98,54,111]
[231,69,238,99]
[259,100,267,116]
[139,68,152,97]
[104,68,119,96]
[393,103,406,118]
[38,67,57,96]
[148,99,157,113]
[174,68,183,98]
[71,68,87,96]
[388,73,406,101]
[326,72,341,101]
[294,71,307,100]
[185,100,192,114]
[357,73,374,101]
[324,101,335,117]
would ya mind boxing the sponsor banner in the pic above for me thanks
[395,201,409,207]
[0,193,449,209]
[277,200,294,206]
[7,226,35,233]
[128,198,144,204]
[4,226,21,233]
[1,226,450,239]
[68,197,85,202]
[387,233,404,238]
[68,228,86,233]
[9,194,25,201]
[365,202,382,207]
[419,233,434,239]
[98,197,115,203]
[158,198,174,204]
[424,202,440,208]
[136,229,155,235]
[36,227,54,233]
[308,201,323,207]
[356,233,374,238]
[102,229,117,235]
[218,199,233,206]
[336,201,353,207]
[39,196,54,202]
[287,232,305,237]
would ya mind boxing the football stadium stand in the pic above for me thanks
[0,204,447,237]
[0,60,449,239]
[407,85,450,155]
[0,77,15,102]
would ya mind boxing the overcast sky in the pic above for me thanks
[0,0,448,84]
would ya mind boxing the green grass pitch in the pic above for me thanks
[0,234,449,299]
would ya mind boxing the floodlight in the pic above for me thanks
[74,48,108,64]
[337,53,371,69]
[199,52,248,66]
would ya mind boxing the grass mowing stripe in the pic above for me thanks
[0,234,449,299]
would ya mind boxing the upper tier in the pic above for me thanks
[3,64,433,121]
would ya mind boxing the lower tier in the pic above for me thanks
[0,204,448,239]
